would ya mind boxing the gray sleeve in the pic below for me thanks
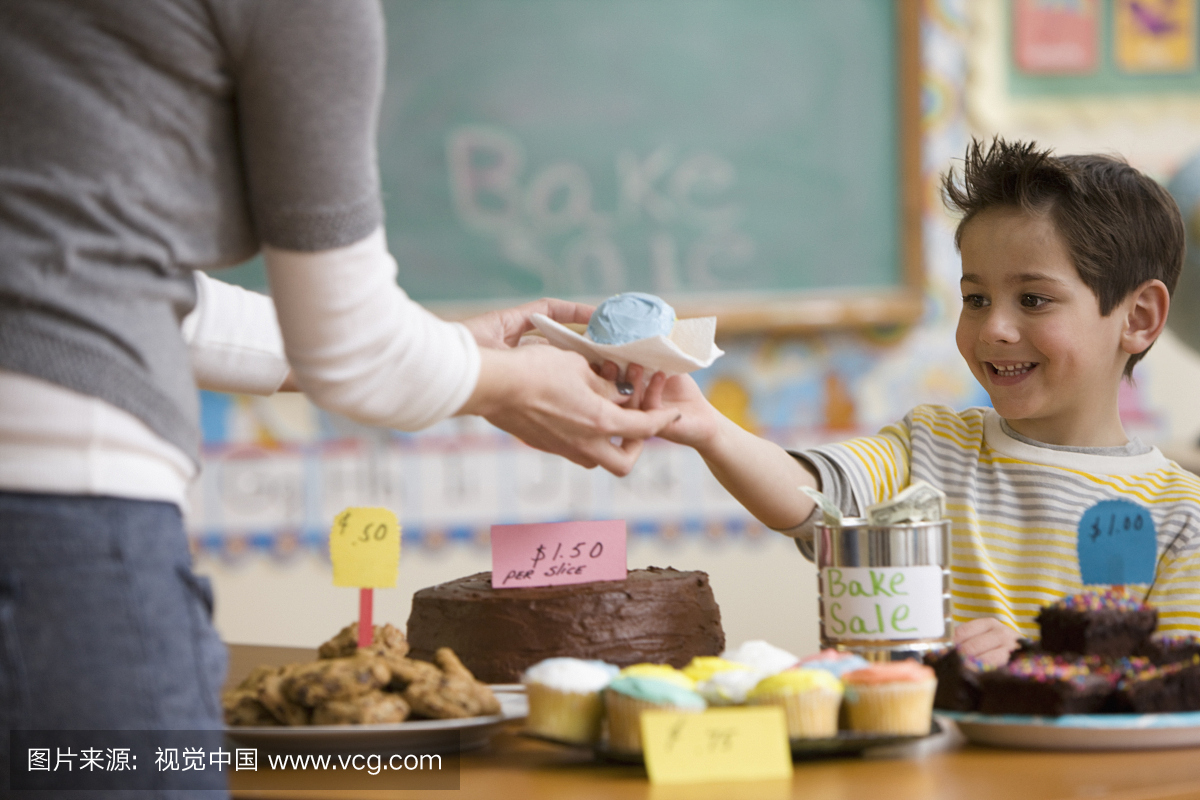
[780,450,863,562]
[214,0,385,251]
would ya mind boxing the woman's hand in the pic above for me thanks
[461,345,680,476]
[461,298,594,349]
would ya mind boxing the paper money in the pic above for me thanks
[800,486,843,526]
[865,479,945,525]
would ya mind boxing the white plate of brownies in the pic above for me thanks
[940,711,1200,750]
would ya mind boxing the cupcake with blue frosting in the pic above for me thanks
[585,292,676,345]
[603,667,704,754]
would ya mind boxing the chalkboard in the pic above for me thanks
[222,0,921,332]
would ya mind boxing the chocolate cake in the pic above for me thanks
[1036,589,1157,657]
[405,567,725,683]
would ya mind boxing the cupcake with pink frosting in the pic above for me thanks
[841,660,937,735]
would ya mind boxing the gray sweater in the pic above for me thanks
[0,0,386,461]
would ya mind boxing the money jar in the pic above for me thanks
[814,518,952,662]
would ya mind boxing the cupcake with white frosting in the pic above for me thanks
[522,657,619,745]
[722,640,800,676]
[695,666,768,706]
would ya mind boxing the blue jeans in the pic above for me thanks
[0,491,228,797]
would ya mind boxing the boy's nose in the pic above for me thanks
[979,309,1019,344]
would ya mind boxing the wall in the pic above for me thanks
[965,0,1200,450]
[195,1,1186,654]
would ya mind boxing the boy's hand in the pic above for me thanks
[953,617,1020,668]
[641,371,722,450]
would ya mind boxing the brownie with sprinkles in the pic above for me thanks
[1140,635,1200,666]
[1109,654,1200,713]
[924,647,992,711]
[978,654,1118,716]
[1036,589,1157,657]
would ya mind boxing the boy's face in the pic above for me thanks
[955,207,1130,445]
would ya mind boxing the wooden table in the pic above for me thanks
[225,645,1200,800]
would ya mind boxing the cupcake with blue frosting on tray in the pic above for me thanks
[522,657,620,745]
[603,664,705,754]
[796,648,871,679]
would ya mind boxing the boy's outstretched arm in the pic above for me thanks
[642,371,819,531]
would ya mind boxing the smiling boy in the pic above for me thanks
[639,138,1200,665]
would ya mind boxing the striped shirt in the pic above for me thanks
[797,405,1200,636]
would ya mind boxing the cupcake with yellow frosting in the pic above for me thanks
[682,656,747,684]
[603,666,704,754]
[746,668,843,739]
[841,661,937,736]
[682,656,762,706]
[522,658,619,745]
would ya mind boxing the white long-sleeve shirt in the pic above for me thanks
[0,228,481,507]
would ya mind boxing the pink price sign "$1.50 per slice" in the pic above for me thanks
[490,520,627,589]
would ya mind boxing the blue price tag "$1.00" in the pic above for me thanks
[1076,499,1156,587]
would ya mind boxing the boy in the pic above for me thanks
[640,138,1200,666]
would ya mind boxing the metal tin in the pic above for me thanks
[815,518,952,662]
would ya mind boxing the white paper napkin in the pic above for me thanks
[530,313,724,375]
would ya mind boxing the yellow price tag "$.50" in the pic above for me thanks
[640,707,793,785]
[330,507,400,588]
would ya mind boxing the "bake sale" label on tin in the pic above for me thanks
[820,565,945,640]
[490,520,627,589]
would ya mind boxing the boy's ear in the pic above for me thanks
[1120,279,1170,356]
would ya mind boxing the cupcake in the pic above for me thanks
[681,656,749,684]
[586,292,676,344]
[797,649,871,679]
[747,668,844,739]
[722,640,800,676]
[603,676,705,754]
[618,663,696,689]
[696,667,768,706]
[841,661,937,735]
[522,658,620,745]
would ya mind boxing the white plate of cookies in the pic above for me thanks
[223,624,528,753]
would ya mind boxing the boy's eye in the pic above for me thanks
[961,294,988,309]
[1020,294,1049,309]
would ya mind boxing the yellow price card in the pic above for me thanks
[330,507,400,588]
[640,707,793,785]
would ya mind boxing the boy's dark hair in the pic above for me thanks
[943,137,1185,377]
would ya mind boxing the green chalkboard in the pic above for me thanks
[221,0,921,331]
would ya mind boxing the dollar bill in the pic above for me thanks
[865,479,945,525]
[800,486,843,526]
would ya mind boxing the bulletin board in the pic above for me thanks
[1009,0,1200,95]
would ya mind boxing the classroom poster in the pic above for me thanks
[1114,0,1197,73]
[1013,0,1099,75]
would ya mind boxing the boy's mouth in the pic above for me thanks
[987,361,1037,381]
